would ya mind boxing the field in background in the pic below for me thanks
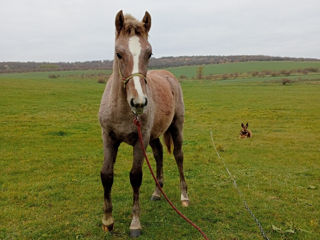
[168,61,320,78]
[1,61,320,240]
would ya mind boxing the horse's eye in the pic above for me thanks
[147,52,152,59]
[116,53,122,59]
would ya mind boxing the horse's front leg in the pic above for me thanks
[129,137,148,237]
[101,131,119,232]
[149,138,163,201]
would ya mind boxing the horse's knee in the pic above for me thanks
[173,148,183,161]
[153,147,163,160]
[101,171,113,192]
[150,139,163,153]
[130,170,142,188]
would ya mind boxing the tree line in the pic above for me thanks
[0,55,319,73]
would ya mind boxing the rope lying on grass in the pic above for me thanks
[210,131,270,240]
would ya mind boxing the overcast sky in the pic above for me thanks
[1,0,319,62]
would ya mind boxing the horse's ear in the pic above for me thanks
[115,10,124,35]
[142,11,151,33]
[246,123,249,127]
[241,123,244,128]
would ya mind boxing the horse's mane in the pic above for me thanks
[120,14,148,38]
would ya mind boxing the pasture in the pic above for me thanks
[1,61,320,239]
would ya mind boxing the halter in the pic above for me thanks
[118,60,147,89]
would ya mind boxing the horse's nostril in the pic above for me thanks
[130,98,135,107]
[144,97,148,107]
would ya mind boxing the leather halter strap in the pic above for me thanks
[118,60,147,89]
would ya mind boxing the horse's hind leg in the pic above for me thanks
[170,117,189,207]
[149,138,164,200]
[100,131,119,232]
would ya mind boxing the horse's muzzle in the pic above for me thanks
[130,97,148,115]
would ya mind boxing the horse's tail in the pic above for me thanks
[163,130,173,154]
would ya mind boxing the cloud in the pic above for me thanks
[0,0,319,61]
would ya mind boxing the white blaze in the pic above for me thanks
[128,36,144,102]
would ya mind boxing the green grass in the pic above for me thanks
[1,62,320,240]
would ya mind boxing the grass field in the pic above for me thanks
[1,61,320,240]
[167,61,320,78]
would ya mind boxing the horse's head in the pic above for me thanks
[114,10,152,115]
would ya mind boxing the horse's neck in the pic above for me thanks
[110,59,128,106]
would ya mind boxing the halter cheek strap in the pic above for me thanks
[118,60,147,89]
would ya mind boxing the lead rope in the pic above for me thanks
[133,117,210,240]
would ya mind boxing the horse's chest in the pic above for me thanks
[105,120,139,145]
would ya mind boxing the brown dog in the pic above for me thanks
[240,122,252,138]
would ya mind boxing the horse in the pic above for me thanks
[239,122,252,138]
[98,10,189,237]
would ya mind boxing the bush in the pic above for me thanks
[305,67,318,73]
[262,70,272,75]
[282,78,292,85]
[48,74,60,79]
[280,70,291,76]
[252,71,259,77]
[222,74,229,80]
[97,77,106,84]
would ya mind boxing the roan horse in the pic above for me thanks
[98,10,189,237]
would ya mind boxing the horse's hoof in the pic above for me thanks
[182,200,189,207]
[130,229,141,238]
[102,223,114,232]
[150,195,161,201]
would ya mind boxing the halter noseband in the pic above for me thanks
[118,61,147,89]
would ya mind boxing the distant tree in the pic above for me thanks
[196,66,204,79]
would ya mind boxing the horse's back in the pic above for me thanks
[147,70,179,87]
[147,69,176,80]
[147,70,184,139]
[147,69,184,114]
